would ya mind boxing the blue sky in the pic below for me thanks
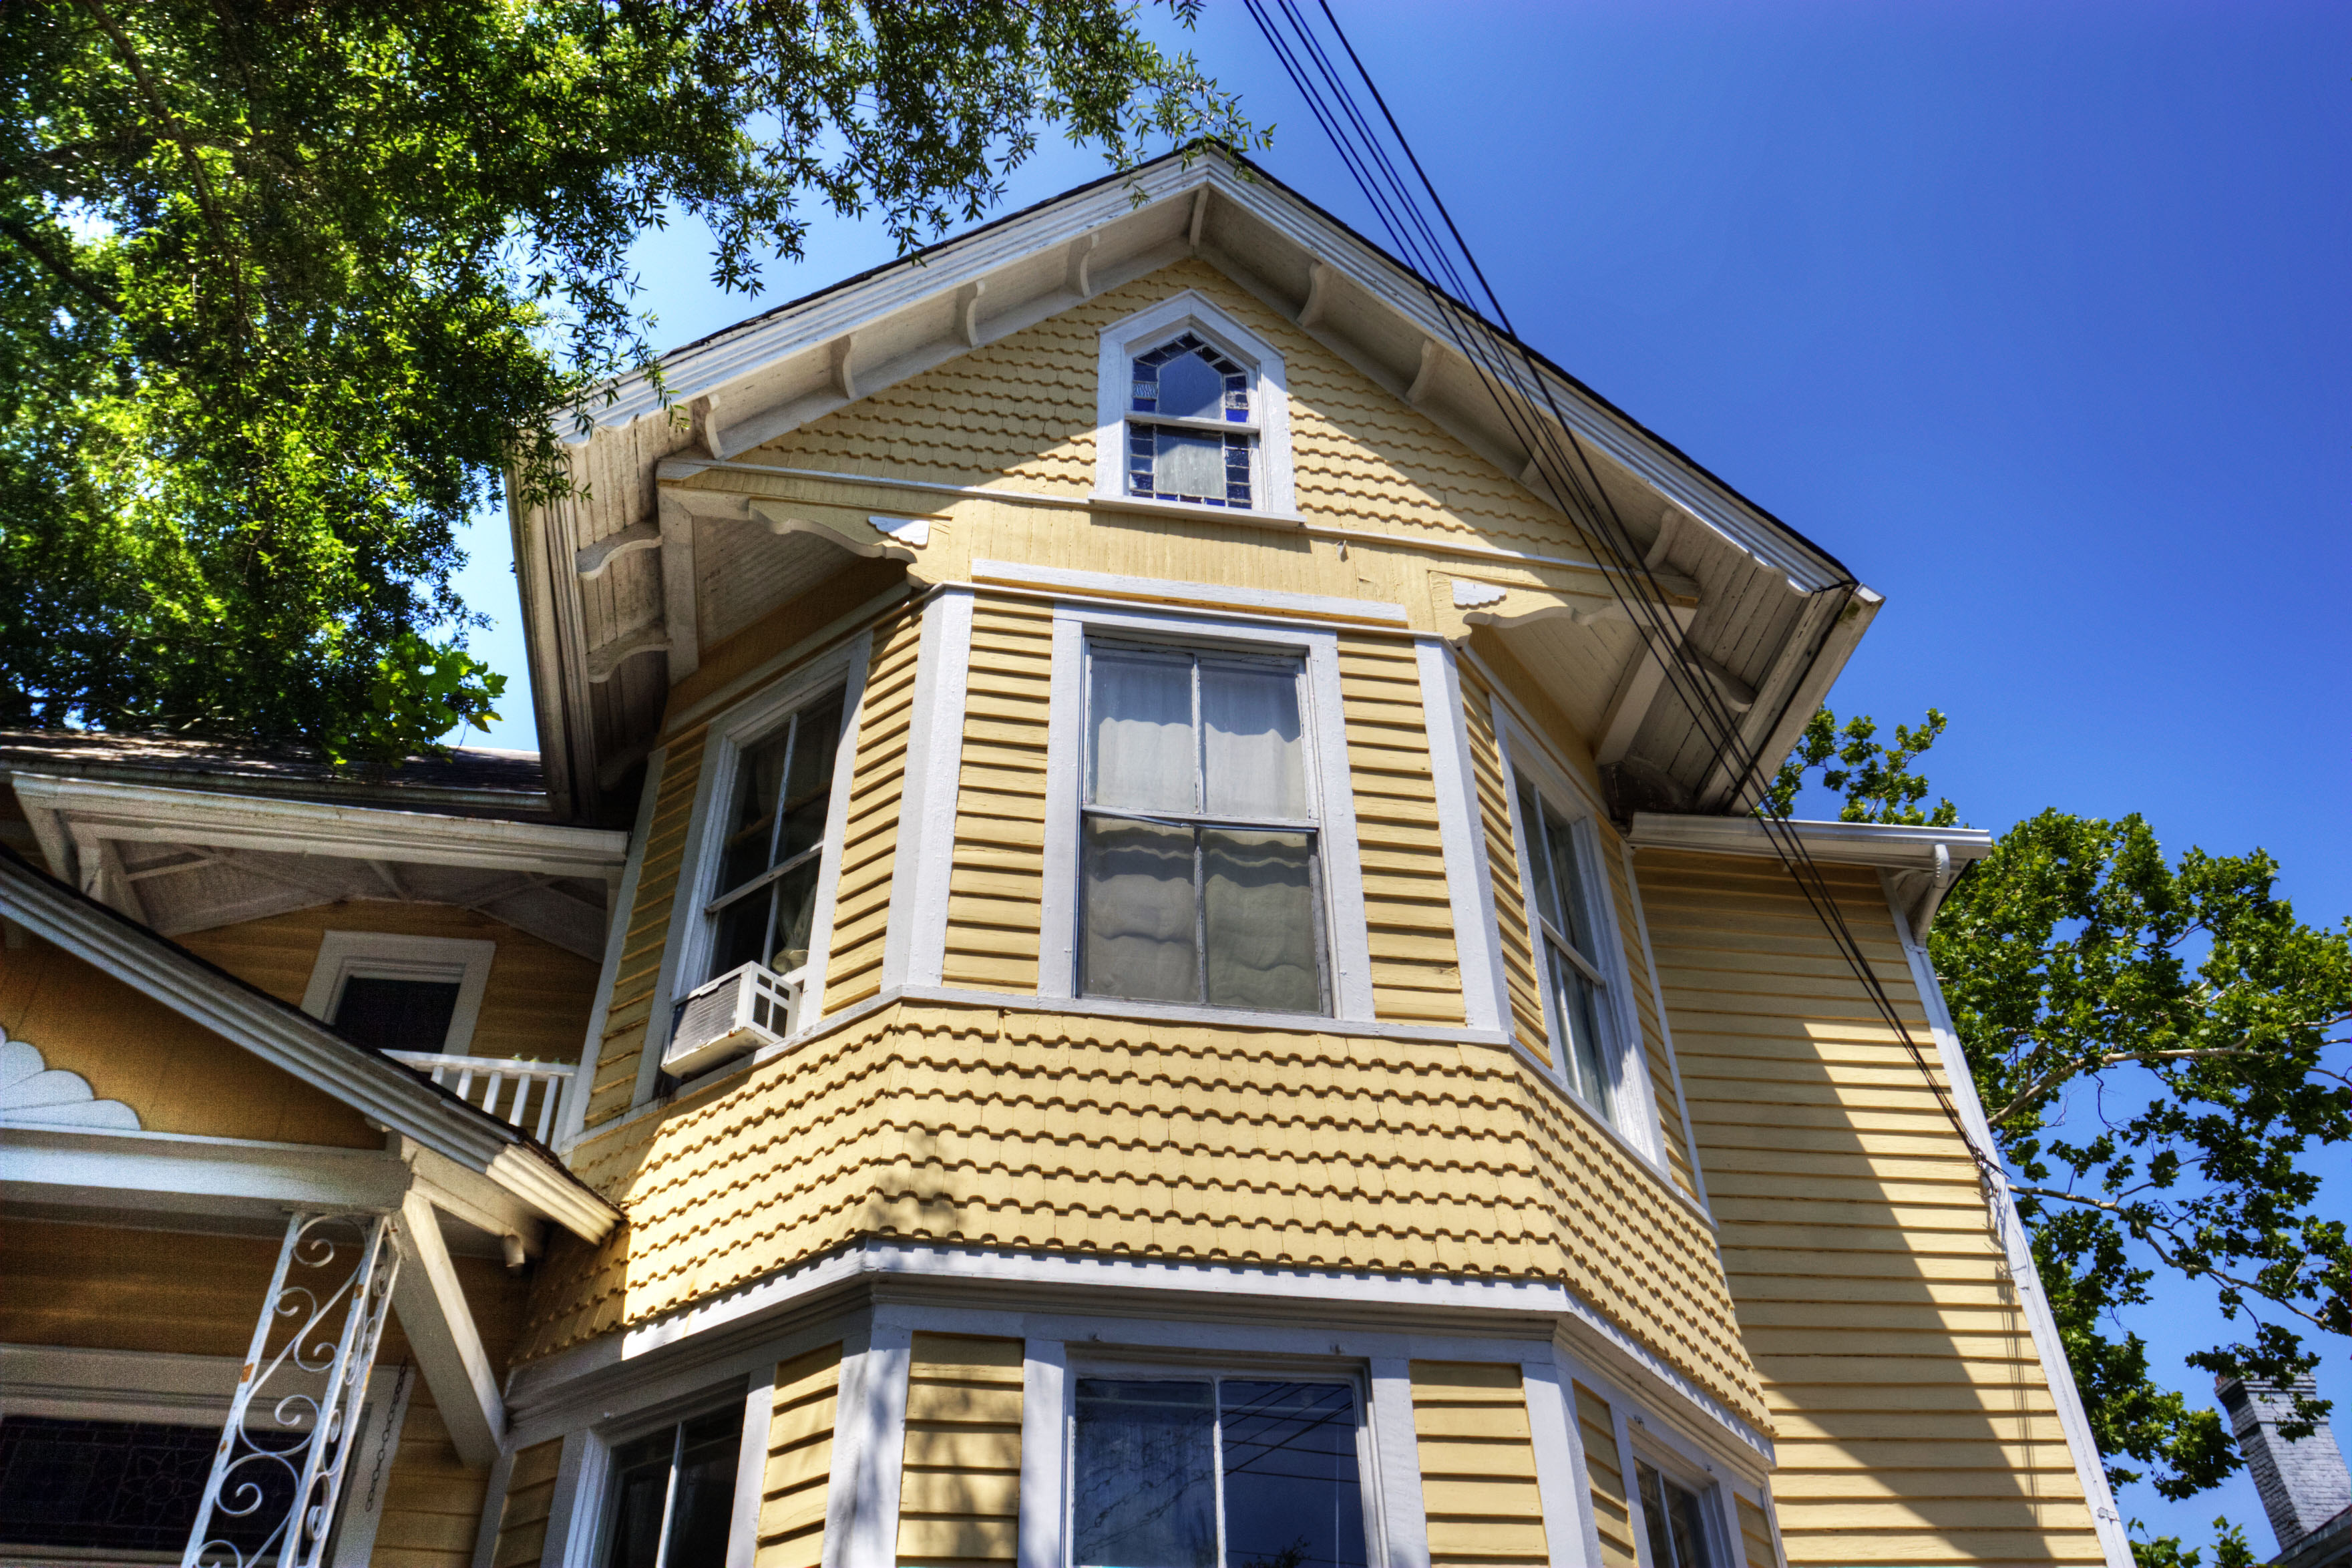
[441,3,2349,1548]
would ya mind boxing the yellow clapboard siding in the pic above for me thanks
[586,728,709,1129]
[1575,1382,1638,1568]
[1410,1362,1548,1568]
[1457,672,1549,1062]
[897,1332,1023,1568]
[942,600,1052,993]
[489,1438,562,1568]
[1641,846,2105,1566]
[1738,1494,1778,1568]
[759,1342,843,1568]
[824,614,926,1010]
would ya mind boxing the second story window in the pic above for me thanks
[1080,640,1325,1014]
[705,689,846,988]
[1127,333,1255,508]
[1513,771,1623,1119]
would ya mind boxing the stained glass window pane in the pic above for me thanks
[1157,351,1227,420]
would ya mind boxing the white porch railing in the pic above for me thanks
[387,1052,573,1143]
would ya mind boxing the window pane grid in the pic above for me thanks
[705,690,843,980]
[1081,643,1326,1015]
[1129,333,1257,507]
[1515,771,1619,1119]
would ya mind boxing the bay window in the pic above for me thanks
[704,689,846,988]
[1636,1459,1722,1568]
[1513,771,1623,1119]
[602,1408,741,1568]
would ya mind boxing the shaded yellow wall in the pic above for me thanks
[1643,849,2103,1567]
[1409,1361,1549,1568]
[896,1333,1023,1568]
[0,934,376,1147]
[760,1342,843,1568]
[584,726,709,1129]
[177,902,598,1065]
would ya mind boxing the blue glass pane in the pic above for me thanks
[1158,351,1226,420]
[1219,1382,1366,1568]
[1072,1380,1216,1568]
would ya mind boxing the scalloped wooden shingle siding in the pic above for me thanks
[896,1332,1024,1568]
[1573,1381,1637,1568]
[1643,851,2105,1566]
[825,610,924,1010]
[514,1000,1767,1430]
[760,1342,842,1568]
[586,728,708,1130]
[1409,1362,1549,1568]
[1338,633,1464,1024]
[489,1438,562,1568]
[943,598,1053,993]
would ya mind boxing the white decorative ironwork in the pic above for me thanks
[182,1211,401,1568]
[386,1051,574,1142]
[663,960,800,1079]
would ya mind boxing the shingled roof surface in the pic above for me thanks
[0,730,553,820]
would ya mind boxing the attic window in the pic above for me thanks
[1127,333,1255,508]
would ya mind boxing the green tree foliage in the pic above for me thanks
[1770,709,2352,1568]
[1,0,1256,761]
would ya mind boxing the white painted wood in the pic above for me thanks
[542,1428,609,1568]
[1545,1348,1609,1568]
[390,1189,506,1469]
[1091,289,1294,514]
[469,1442,516,1568]
[1885,887,2134,1568]
[0,1125,417,1215]
[972,560,1406,624]
[562,747,664,1150]
[1017,1340,1068,1568]
[1037,615,1086,1000]
[1625,811,1993,869]
[1366,1358,1432,1568]
[328,1362,415,1568]
[1622,842,1708,1215]
[798,630,873,1024]
[300,932,498,1054]
[1520,1356,1589,1568]
[891,589,974,990]
[1416,643,1504,1032]
[823,1326,912,1568]
[657,492,702,682]
[727,1366,779,1568]
[1613,1405,1653,1568]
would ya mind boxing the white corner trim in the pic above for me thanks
[886,591,973,991]
[1884,886,2134,1568]
[562,747,665,1151]
[1366,1360,1432,1568]
[1091,288,1294,514]
[725,1366,777,1568]
[1037,600,1374,1023]
[822,1326,912,1568]
[1016,1341,1069,1568]
[1519,1357,1589,1568]
[798,629,873,1025]
[1414,642,1506,1034]
[542,1428,610,1568]
[1623,841,1709,1215]
[301,932,498,1055]
[973,559,1406,625]
[1541,1347,1609,1568]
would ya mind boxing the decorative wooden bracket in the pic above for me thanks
[746,498,936,564]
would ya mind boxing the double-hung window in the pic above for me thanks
[1513,772,1622,1117]
[1079,642,1326,1015]
[1070,1377,1369,1568]
[1127,333,1257,508]
[704,689,846,988]
[1635,1460,1721,1568]
[602,1408,741,1568]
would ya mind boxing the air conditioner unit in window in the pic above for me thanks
[662,962,799,1079]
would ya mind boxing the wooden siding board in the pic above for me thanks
[896,1332,1023,1568]
[943,600,1051,994]
[1410,1362,1549,1568]
[760,1342,843,1568]
[1644,847,2104,1566]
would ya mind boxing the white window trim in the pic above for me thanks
[1039,601,1374,1024]
[641,636,867,1105]
[1054,1351,1386,1568]
[1093,290,1294,515]
[300,931,496,1054]
[1624,1430,1742,1568]
[1493,709,1664,1163]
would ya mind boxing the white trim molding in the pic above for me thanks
[1093,289,1295,515]
[564,747,666,1150]
[1627,812,1993,936]
[1415,642,1508,1035]
[884,593,972,992]
[1035,598,1374,1022]
[301,930,498,1054]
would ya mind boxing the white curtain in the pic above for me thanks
[1201,662,1308,820]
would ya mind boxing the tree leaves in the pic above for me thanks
[1,0,1261,761]
[1774,707,2352,1568]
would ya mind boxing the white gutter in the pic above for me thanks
[1627,812,1993,936]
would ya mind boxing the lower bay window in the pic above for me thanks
[602,1407,742,1568]
[1071,1376,1369,1568]
[1635,1458,1722,1568]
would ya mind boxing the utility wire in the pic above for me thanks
[1239,0,2003,1199]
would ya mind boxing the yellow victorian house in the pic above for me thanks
[1,152,2125,1568]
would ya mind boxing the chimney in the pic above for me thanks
[2218,1376,2352,1557]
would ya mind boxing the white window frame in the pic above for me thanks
[581,1391,754,1568]
[1493,712,1663,1159]
[300,931,496,1054]
[1094,292,1294,516]
[1627,1438,1740,1568]
[642,637,866,1101]
[1056,1354,1384,1568]
[1040,602,1373,1024]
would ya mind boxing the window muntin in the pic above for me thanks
[602,1408,741,1568]
[1070,1378,1369,1568]
[1079,642,1326,1014]
[1636,1461,1718,1568]
[705,689,846,986]
[1513,772,1619,1117]
[1127,333,1256,508]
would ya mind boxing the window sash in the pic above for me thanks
[702,689,844,982]
[1079,641,1328,1014]
[1515,771,1622,1113]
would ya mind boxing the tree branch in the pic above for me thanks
[0,215,122,317]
